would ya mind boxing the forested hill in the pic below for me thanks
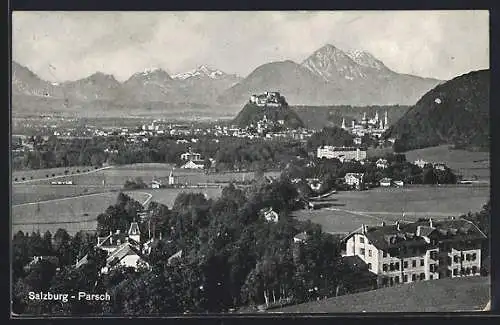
[385,69,489,152]
[232,102,305,129]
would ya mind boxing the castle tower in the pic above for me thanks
[341,118,346,129]
[128,222,141,243]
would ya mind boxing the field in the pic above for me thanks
[12,165,96,182]
[11,164,279,205]
[12,190,151,236]
[273,276,490,312]
[404,145,490,182]
[126,187,223,207]
[293,185,490,235]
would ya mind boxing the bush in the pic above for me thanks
[46,174,49,178]
[21,177,25,181]
[76,169,80,173]
[52,173,55,177]
[14,178,18,181]
[64,170,69,174]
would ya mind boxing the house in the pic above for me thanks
[376,158,388,169]
[433,163,447,171]
[345,173,365,189]
[24,256,59,272]
[180,149,202,162]
[151,180,162,189]
[379,177,392,187]
[317,146,367,162]
[180,160,205,170]
[342,218,486,287]
[260,207,279,223]
[101,242,149,274]
[167,250,183,265]
[414,159,428,168]
[354,137,362,145]
[293,231,309,244]
[77,222,149,273]
[394,180,404,187]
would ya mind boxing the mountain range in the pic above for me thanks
[12,44,444,114]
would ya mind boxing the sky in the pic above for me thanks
[12,11,489,82]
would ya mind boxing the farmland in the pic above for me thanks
[129,187,223,207]
[12,190,151,236]
[293,185,490,235]
[404,145,490,182]
[273,276,490,313]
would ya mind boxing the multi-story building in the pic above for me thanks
[342,218,486,287]
[316,146,367,162]
[345,173,365,189]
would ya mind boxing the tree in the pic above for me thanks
[53,229,72,266]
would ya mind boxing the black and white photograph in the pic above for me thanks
[11,10,490,315]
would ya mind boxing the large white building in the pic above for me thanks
[317,146,367,162]
[342,219,486,287]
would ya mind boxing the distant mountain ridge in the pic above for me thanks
[218,44,442,106]
[386,69,490,151]
[13,44,445,114]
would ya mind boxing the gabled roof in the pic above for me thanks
[128,222,140,236]
[167,250,183,265]
[106,242,148,268]
[97,233,128,247]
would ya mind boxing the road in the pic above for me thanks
[12,166,113,185]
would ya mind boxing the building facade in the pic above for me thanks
[342,219,486,287]
[317,146,367,162]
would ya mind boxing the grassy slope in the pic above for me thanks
[273,276,490,313]
[404,145,490,181]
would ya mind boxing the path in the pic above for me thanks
[12,166,113,184]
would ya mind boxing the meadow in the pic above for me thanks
[404,145,490,181]
[12,191,151,236]
[275,276,490,313]
[293,185,490,235]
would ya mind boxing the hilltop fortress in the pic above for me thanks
[249,91,285,107]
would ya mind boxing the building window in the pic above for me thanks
[453,268,458,276]
[368,250,372,257]
[465,267,471,275]
[460,268,465,275]
[430,274,433,280]
[395,276,400,284]
[466,254,471,261]
[420,273,425,280]
[403,275,408,282]
[383,251,387,258]
[446,270,452,277]
[404,261,408,269]
[420,259,425,267]
[389,263,394,271]
[447,256,452,265]
[412,274,416,281]
[360,237,365,244]
[472,266,478,274]
[395,262,400,270]
[472,253,477,261]
[412,260,416,268]
[360,248,365,255]
[368,263,372,270]
[453,255,459,263]
[382,278,388,286]
[390,277,394,286]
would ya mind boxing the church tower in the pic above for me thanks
[379,119,384,130]
[128,222,141,243]
[384,111,389,129]
[341,118,346,129]
[375,111,379,122]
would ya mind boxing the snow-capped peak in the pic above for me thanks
[172,65,225,80]
[346,50,386,70]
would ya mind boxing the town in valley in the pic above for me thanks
[11,11,491,315]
